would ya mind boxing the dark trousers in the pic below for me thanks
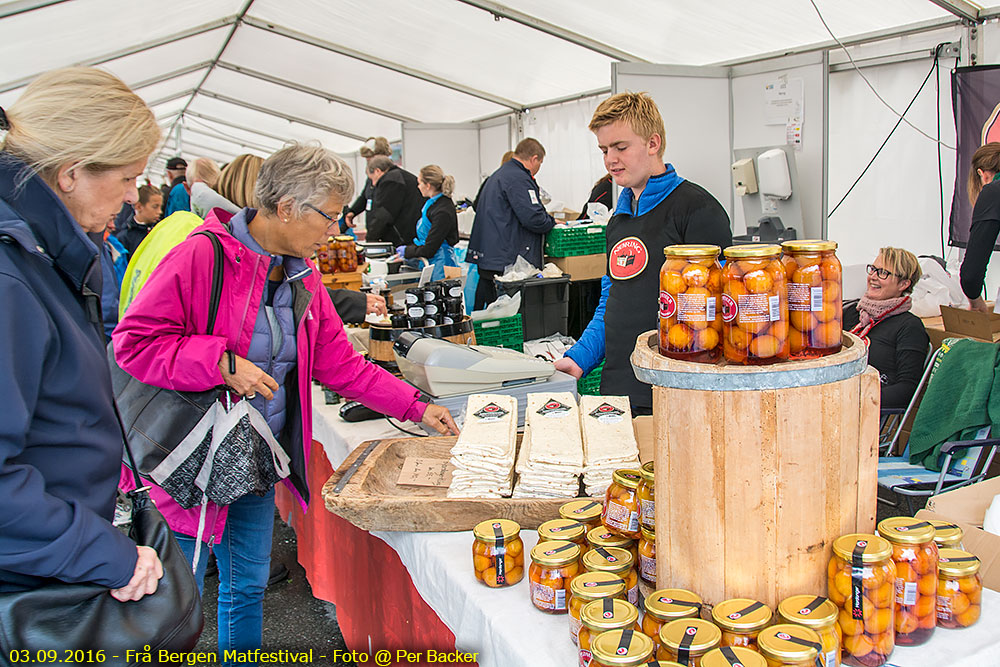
[474,268,501,310]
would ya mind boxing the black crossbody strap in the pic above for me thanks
[191,230,225,336]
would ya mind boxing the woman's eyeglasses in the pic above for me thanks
[866,264,899,280]
[305,203,339,226]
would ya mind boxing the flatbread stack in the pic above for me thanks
[579,395,640,496]
[512,392,584,498]
[447,394,518,498]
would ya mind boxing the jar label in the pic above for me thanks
[851,541,868,619]
[605,501,638,532]
[569,614,582,642]
[639,554,656,581]
[788,283,824,312]
[659,291,676,319]
[897,580,918,606]
[737,293,780,323]
[678,292,713,323]
[578,648,592,667]
[530,581,566,610]
[408,306,425,318]
[825,649,838,667]
[425,303,439,316]
[722,293,738,322]
[640,499,655,527]
[937,596,953,620]
[449,286,464,298]
[627,583,639,606]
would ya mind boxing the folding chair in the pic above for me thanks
[878,344,936,456]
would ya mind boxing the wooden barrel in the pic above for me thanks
[368,316,476,363]
[630,331,880,609]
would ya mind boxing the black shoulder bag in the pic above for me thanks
[107,230,228,477]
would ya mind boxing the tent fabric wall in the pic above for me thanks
[401,124,480,202]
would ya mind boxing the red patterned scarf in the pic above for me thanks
[850,295,911,341]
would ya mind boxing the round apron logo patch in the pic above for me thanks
[609,236,648,280]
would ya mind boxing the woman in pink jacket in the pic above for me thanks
[113,143,457,657]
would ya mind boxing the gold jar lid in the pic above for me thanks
[928,520,964,548]
[832,534,892,563]
[472,519,520,543]
[777,595,838,629]
[659,618,721,655]
[590,629,655,666]
[711,598,772,632]
[701,646,767,667]
[581,597,640,632]
[639,460,654,484]
[723,244,782,259]
[537,518,586,543]
[644,589,703,622]
[560,499,603,523]
[333,235,354,242]
[570,571,626,601]
[529,540,580,567]
[637,663,683,667]
[938,548,981,577]
[664,244,721,258]
[757,625,821,663]
[781,239,838,253]
[583,546,634,575]
[612,468,642,490]
[877,517,936,545]
[587,527,635,550]
[640,525,655,543]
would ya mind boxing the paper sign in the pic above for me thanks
[417,264,435,287]
[397,457,454,487]
[765,76,804,125]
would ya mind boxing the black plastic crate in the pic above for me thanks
[494,274,570,341]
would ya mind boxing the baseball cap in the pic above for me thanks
[166,157,188,170]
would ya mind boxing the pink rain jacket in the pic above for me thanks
[113,211,426,542]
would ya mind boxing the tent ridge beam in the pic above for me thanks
[146,88,198,109]
[177,125,278,154]
[215,61,417,123]
[197,90,369,142]
[181,110,304,146]
[0,0,71,19]
[240,15,523,111]
[0,17,238,94]
[454,0,647,63]
[927,0,981,22]
[131,61,214,91]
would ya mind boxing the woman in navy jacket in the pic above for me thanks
[0,68,163,601]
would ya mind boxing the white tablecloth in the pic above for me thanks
[311,389,1000,667]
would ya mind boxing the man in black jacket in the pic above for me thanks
[365,156,423,245]
[467,138,556,309]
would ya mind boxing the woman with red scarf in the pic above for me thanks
[843,247,929,409]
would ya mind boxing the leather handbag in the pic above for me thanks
[0,405,203,662]
[108,230,226,477]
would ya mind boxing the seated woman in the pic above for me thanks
[843,247,929,409]
[397,164,459,281]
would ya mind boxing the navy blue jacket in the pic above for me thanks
[0,155,137,592]
[468,159,555,271]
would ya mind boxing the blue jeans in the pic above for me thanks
[175,489,275,662]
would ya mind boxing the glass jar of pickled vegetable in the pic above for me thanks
[928,520,964,551]
[561,499,605,532]
[781,240,842,358]
[711,598,772,649]
[638,525,656,603]
[638,461,655,531]
[583,546,639,607]
[587,527,638,565]
[333,235,358,272]
[537,518,588,553]
[721,244,789,365]
[528,540,582,614]
[936,548,982,629]
[659,245,723,362]
[701,647,766,667]
[658,618,722,666]
[590,629,656,667]
[579,598,642,666]
[643,589,704,654]
[569,571,627,645]
[602,469,643,539]
[877,517,938,646]
[777,595,841,667]
[828,534,896,667]
[757,624,823,667]
[472,519,524,588]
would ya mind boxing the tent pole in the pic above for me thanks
[130,62,215,92]
[181,111,315,146]
[197,90,369,141]
[927,0,981,22]
[0,0,71,20]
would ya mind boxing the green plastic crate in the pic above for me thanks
[472,314,524,352]
[578,362,604,395]
[545,224,607,257]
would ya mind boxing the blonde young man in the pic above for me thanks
[555,93,732,414]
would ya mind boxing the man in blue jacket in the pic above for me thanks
[468,138,556,309]
[555,93,732,414]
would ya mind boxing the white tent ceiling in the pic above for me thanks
[1,0,997,174]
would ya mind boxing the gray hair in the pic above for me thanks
[255,143,355,217]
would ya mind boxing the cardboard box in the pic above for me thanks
[916,476,1000,591]
[550,208,580,221]
[549,253,606,282]
[938,305,1000,343]
[632,415,653,464]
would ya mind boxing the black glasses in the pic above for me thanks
[866,264,899,280]
[304,203,339,225]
